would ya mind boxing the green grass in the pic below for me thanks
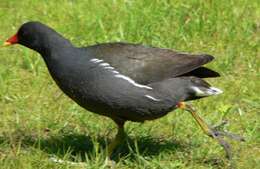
[0,0,259,168]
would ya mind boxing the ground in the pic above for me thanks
[0,0,259,168]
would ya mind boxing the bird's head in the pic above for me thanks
[4,22,52,51]
[3,21,71,54]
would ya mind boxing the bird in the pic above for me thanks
[3,21,243,162]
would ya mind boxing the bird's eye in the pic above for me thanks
[20,30,27,37]
[18,27,31,39]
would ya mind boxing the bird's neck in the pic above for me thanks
[37,34,73,57]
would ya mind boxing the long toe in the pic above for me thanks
[212,129,245,142]
[210,121,245,141]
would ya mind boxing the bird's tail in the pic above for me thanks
[150,76,223,102]
[179,76,223,101]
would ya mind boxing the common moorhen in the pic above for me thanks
[3,21,243,161]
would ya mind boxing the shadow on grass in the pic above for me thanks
[0,129,188,160]
[0,129,225,168]
[37,133,189,162]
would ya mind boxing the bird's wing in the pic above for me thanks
[84,42,217,84]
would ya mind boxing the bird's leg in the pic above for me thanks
[107,123,126,157]
[107,120,126,159]
[177,102,244,160]
[104,119,126,168]
[104,122,126,168]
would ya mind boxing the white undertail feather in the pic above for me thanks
[191,86,223,97]
[209,87,223,95]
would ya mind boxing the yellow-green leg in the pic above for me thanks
[107,124,126,157]
[177,102,244,160]
[105,121,126,168]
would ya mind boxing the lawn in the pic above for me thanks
[0,0,259,168]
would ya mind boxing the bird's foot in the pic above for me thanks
[49,156,86,166]
[177,102,245,161]
[207,121,245,160]
[211,120,245,141]
[103,157,116,168]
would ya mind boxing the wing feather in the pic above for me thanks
[84,43,218,84]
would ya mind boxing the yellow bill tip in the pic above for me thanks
[3,41,12,46]
[0,41,12,48]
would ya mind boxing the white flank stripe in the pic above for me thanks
[90,58,152,90]
[99,63,110,67]
[95,59,103,63]
[90,58,103,63]
[115,74,153,90]
[104,66,114,70]
[90,58,99,62]
[145,95,161,101]
[112,70,119,74]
